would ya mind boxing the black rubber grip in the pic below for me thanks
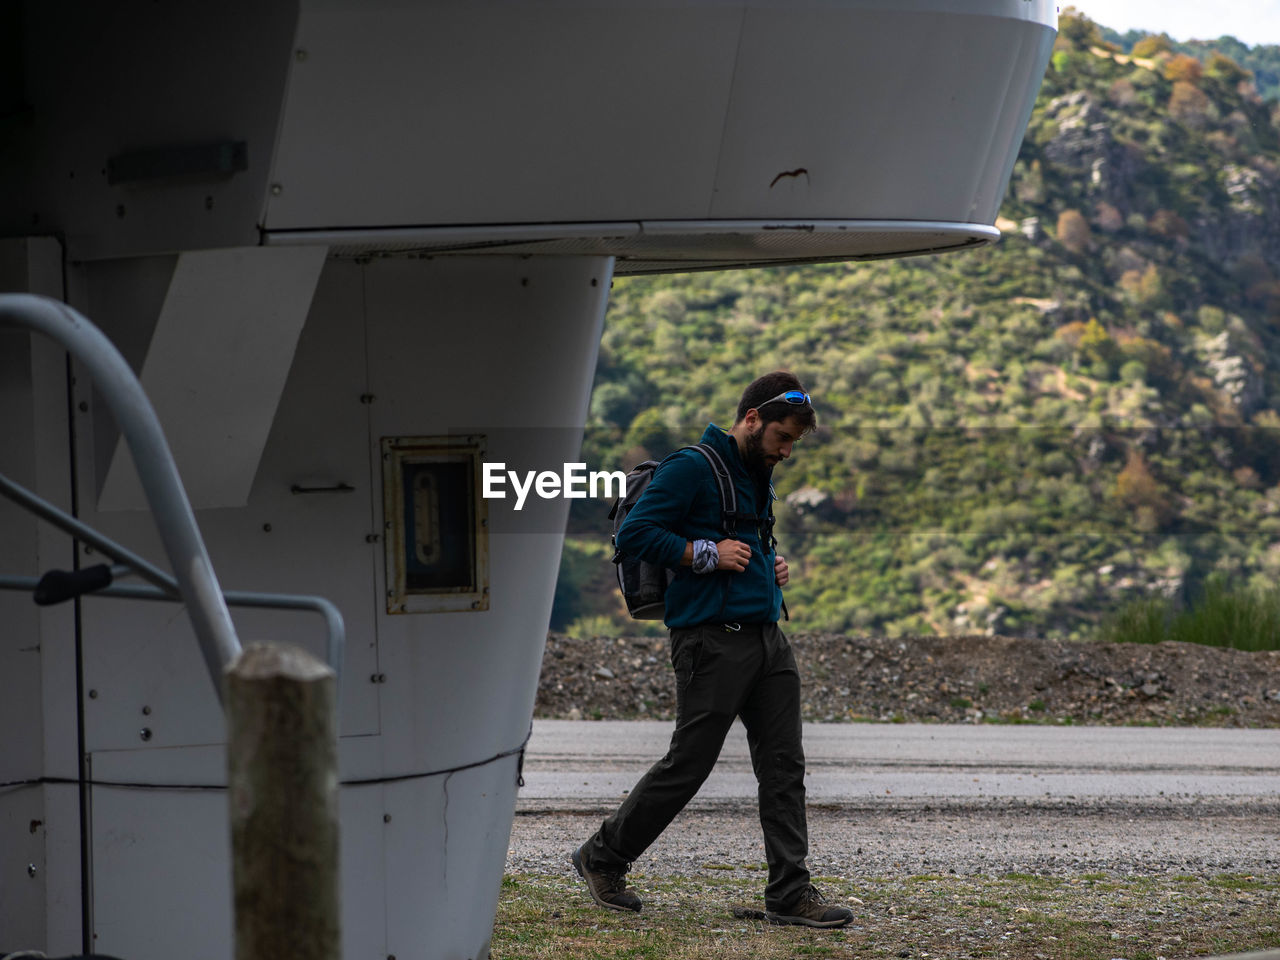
[33,564,113,605]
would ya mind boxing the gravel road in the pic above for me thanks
[508,721,1280,880]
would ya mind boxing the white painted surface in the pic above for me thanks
[63,254,613,960]
[99,246,327,511]
[264,0,1054,234]
[267,1,743,228]
[2,1,296,260]
[0,238,69,955]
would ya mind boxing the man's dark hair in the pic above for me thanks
[735,371,817,434]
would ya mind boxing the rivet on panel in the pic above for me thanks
[383,813,392,823]
[27,864,36,878]
[365,534,380,543]
[141,705,151,716]
[87,689,98,699]
[360,394,376,404]
[139,728,152,742]
[270,183,283,196]
[263,523,272,533]
[295,49,308,62]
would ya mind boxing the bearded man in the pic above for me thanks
[571,371,854,928]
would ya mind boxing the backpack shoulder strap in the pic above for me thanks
[686,443,737,536]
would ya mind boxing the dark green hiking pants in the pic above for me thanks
[582,621,811,911]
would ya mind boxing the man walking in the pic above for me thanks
[572,371,854,928]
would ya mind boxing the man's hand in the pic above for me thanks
[774,555,789,587]
[716,539,751,572]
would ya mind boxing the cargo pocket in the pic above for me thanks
[669,630,704,718]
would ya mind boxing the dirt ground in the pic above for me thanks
[517,633,1280,957]
[535,632,1280,727]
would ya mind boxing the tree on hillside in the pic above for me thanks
[1131,34,1173,60]
[1206,52,1252,89]
[1148,210,1190,241]
[1114,450,1169,533]
[1056,7,1104,51]
[1092,202,1125,233]
[1165,54,1204,84]
[1057,209,1092,254]
[1169,80,1213,126]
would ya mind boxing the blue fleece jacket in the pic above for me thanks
[615,423,782,628]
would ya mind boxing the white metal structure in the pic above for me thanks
[0,2,1055,958]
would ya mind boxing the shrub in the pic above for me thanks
[1099,592,1168,645]
[1056,209,1092,254]
[1206,52,1251,88]
[1056,9,1103,50]
[1093,202,1125,233]
[1131,34,1173,60]
[1100,576,1280,651]
[1164,54,1203,84]
[1169,80,1213,127]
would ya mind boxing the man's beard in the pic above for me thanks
[741,425,773,480]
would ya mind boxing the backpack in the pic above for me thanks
[609,443,776,620]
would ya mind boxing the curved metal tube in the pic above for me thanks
[0,575,344,683]
[0,472,176,593]
[0,293,240,700]
[0,470,344,685]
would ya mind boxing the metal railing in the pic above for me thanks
[0,293,344,703]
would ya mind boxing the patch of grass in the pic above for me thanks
[949,696,972,709]
[494,871,1280,959]
[1100,575,1280,651]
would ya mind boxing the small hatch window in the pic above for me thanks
[381,435,488,614]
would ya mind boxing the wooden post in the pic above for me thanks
[227,643,340,960]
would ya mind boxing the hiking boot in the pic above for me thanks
[571,845,642,913]
[767,885,854,928]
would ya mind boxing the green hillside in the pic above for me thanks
[1099,25,1280,103]
[554,11,1280,641]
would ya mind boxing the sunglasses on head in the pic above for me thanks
[757,390,812,409]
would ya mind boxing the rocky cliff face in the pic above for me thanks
[1042,91,1147,213]
[1039,87,1280,270]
